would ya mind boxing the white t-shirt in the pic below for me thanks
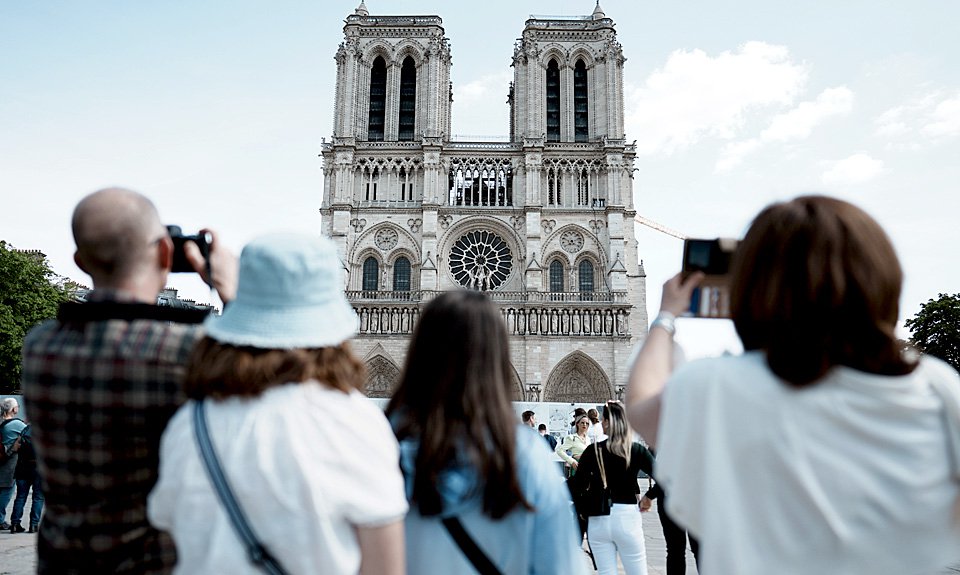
[148,381,408,575]
[656,352,960,575]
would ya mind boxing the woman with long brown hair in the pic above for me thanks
[386,290,587,574]
[148,234,407,575]
[626,196,960,574]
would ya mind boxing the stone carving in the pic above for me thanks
[350,218,367,233]
[407,218,422,232]
[365,355,401,398]
[541,219,556,234]
[560,230,584,253]
[509,215,525,231]
[374,227,398,250]
[439,215,453,229]
[589,219,605,234]
[526,385,541,403]
[543,352,611,402]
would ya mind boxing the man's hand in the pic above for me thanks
[185,229,238,304]
[640,496,653,512]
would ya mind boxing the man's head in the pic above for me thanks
[72,188,172,300]
[1,397,19,420]
[521,410,536,427]
[537,423,547,436]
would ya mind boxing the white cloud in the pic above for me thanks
[875,90,960,142]
[454,70,512,105]
[922,94,960,138]
[715,86,854,171]
[626,41,808,155]
[821,153,884,186]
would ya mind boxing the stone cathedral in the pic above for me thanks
[320,2,647,403]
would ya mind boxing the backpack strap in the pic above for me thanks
[193,401,289,575]
[441,517,503,575]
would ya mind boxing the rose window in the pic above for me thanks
[448,230,513,290]
[375,227,398,251]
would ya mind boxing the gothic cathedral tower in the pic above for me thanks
[320,3,647,402]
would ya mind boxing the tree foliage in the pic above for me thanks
[905,293,960,373]
[0,241,71,393]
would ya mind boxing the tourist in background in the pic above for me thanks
[538,424,557,450]
[556,413,591,476]
[626,195,960,574]
[387,290,586,575]
[570,401,654,575]
[586,408,606,443]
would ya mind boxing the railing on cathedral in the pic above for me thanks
[347,290,630,337]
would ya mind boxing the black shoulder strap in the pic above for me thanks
[58,302,209,324]
[193,401,289,575]
[441,516,503,575]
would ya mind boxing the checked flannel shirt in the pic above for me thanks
[21,290,204,575]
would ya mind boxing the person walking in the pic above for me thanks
[10,423,43,534]
[148,233,407,575]
[556,414,591,476]
[570,401,654,575]
[0,397,27,530]
[386,290,587,575]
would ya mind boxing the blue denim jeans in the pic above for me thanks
[11,476,43,527]
[0,484,15,524]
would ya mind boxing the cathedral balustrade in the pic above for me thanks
[348,291,631,337]
[445,142,520,151]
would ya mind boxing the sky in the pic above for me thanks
[2,1,958,358]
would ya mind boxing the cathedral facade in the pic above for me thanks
[320,3,647,403]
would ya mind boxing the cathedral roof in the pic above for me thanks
[592,1,606,19]
[355,1,369,17]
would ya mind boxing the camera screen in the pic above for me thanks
[682,239,733,276]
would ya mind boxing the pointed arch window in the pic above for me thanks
[546,59,560,142]
[393,257,411,292]
[578,260,595,294]
[549,260,565,293]
[362,257,379,292]
[398,57,416,141]
[368,56,386,141]
[574,59,588,142]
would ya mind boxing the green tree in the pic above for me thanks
[0,241,71,393]
[904,293,960,373]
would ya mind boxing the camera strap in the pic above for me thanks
[57,302,210,324]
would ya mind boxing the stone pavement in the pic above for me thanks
[3,495,959,574]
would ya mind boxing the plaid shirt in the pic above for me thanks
[21,290,203,575]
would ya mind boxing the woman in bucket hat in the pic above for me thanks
[148,233,407,575]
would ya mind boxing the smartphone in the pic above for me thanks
[682,238,738,318]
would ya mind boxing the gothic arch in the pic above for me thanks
[351,223,421,265]
[568,46,598,69]
[539,44,567,68]
[365,354,401,398]
[393,42,426,68]
[361,41,395,67]
[510,364,523,401]
[543,351,613,403]
[543,224,606,272]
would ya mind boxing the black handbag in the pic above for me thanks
[569,444,612,516]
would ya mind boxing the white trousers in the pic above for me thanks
[588,503,648,575]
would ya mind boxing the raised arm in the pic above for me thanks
[555,435,579,468]
[624,272,701,449]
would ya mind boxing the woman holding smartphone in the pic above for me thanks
[626,196,960,575]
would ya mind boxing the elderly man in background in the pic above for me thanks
[20,188,237,574]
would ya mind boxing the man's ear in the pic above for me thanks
[73,250,89,274]
[157,236,174,272]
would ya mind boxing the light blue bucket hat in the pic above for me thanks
[204,233,358,349]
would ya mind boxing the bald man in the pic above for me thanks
[20,188,237,575]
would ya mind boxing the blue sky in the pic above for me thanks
[2,1,958,357]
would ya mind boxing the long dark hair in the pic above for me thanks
[730,195,915,386]
[386,290,531,519]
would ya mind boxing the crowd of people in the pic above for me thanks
[4,187,959,575]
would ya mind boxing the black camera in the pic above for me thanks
[166,225,212,273]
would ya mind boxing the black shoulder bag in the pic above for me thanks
[193,400,289,575]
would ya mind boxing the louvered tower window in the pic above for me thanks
[546,59,560,142]
[574,59,588,142]
[368,57,386,141]
[398,57,416,141]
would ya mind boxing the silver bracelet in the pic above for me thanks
[650,311,676,336]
